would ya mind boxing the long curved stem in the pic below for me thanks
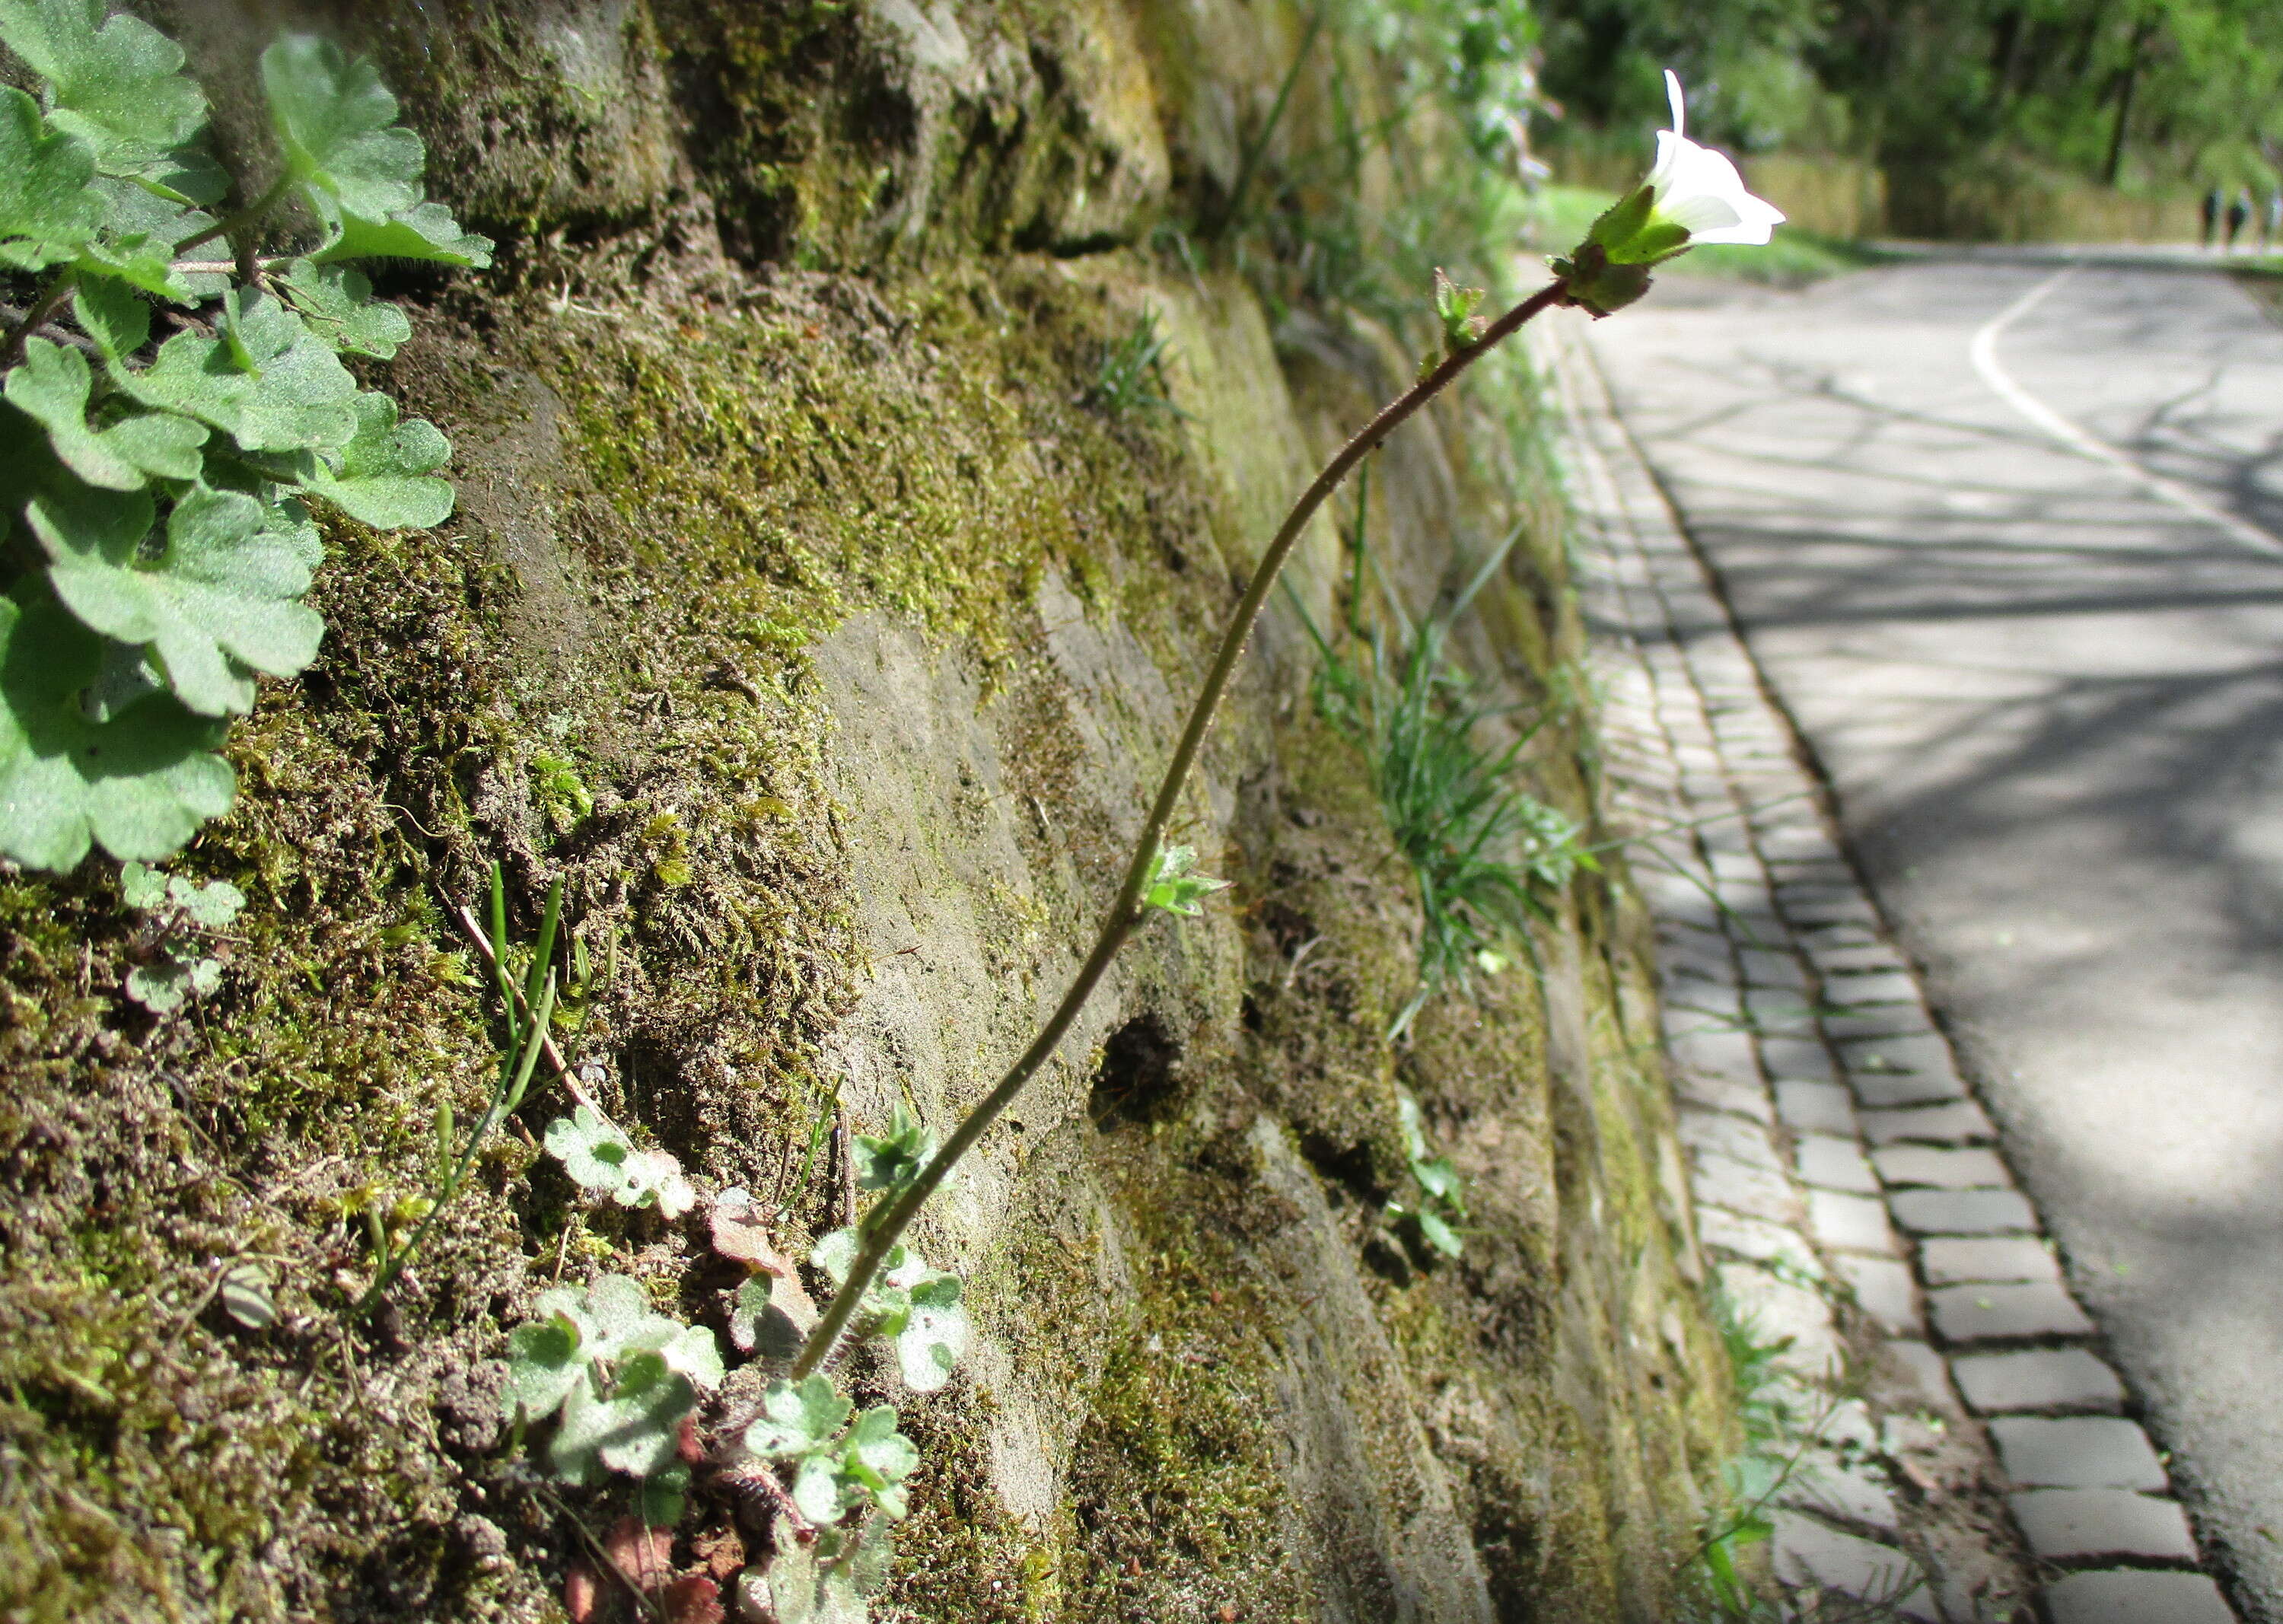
[791,277,1571,1379]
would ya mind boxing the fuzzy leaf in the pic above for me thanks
[504,1310,588,1421]
[170,872,244,928]
[728,1273,810,1360]
[551,1363,697,1483]
[119,858,165,909]
[1416,1208,1464,1259]
[0,85,100,268]
[279,260,411,358]
[854,1103,931,1195]
[545,1104,638,1196]
[0,588,232,871]
[743,1374,849,1460]
[33,481,323,716]
[710,1188,791,1274]
[75,177,210,299]
[109,290,358,455]
[125,957,192,1010]
[790,1455,845,1525]
[1142,841,1230,917]
[0,0,206,183]
[660,1323,723,1391]
[810,1226,860,1288]
[260,34,422,223]
[73,275,149,360]
[307,199,493,269]
[7,339,205,489]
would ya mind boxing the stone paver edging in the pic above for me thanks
[1539,314,2240,1624]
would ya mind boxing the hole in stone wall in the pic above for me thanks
[1089,1014,1182,1129]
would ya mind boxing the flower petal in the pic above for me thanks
[1664,68,1686,142]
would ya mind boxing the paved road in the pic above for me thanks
[1583,261,2283,1619]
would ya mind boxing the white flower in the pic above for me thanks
[1641,69,1785,247]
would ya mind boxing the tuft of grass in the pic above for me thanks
[1088,309,1186,420]
[1294,492,1593,1036]
[1521,185,1885,288]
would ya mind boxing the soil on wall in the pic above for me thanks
[0,2,1737,1620]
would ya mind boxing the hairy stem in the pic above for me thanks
[790,276,1571,1379]
[0,270,77,369]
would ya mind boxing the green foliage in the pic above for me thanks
[1385,1091,1467,1257]
[741,1375,920,1524]
[1431,266,1487,354]
[810,1228,970,1396]
[543,1103,696,1218]
[851,1102,931,1204]
[1141,841,1231,919]
[117,855,240,1011]
[1295,510,1595,1033]
[1088,308,1183,419]
[0,5,488,872]
[503,1273,724,1501]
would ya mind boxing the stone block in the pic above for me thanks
[1809,1189,1898,1256]
[1691,1151,1800,1224]
[1953,1349,2125,1414]
[2043,1570,2235,1624]
[1737,946,1810,989]
[1834,1254,1921,1336]
[1759,1035,1839,1083]
[1695,1206,1823,1277]
[1846,1065,1969,1110]
[1820,1006,1931,1040]
[1775,1080,1858,1137]
[1677,1107,1785,1172]
[1858,1100,1998,1146]
[1871,1145,2011,1189]
[2009,1489,2196,1562]
[1930,1283,2094,1344]
[1838,1031,1963,1086]
[1918,1236,2060,1285]
[1810,941,1909,975]
[1718,1263,1843,1377]
[1769,1512,1938,1621]
[1989,1417,2167,1491]
[1746,988,1820,1037]
[1890,1188,2037,1237]
[1820,970,1920,1006]
[1781,1452,1899,1533]
[1797,918,1881,949]
[1879,1339,1955,1407]
[1779,890,1881,928]
[1794,1134,1879,1193]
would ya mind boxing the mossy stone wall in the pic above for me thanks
[0,3,1734,1620]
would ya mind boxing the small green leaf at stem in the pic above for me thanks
[1142,841,1231,917]
[260,34,422,224]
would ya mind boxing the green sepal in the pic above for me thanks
[1583,185,1655,257]
[1142,841,1231,917]
[0,584,233,872]
[853,1103,931,1196]
[1552,243,1654,320]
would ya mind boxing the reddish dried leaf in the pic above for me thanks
[709,1198,790,1275]
[662,1575,725,1624]
[603,1515,675,1594]
[691,1525,747,1584]
[565,1559,607,1624]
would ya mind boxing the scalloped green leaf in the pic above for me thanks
[307,199,493,269]
[0,85,100,269]
[109,289,358,454]
[279,260,410,358]
[259,34,421,224]
[74,274,149,360]
[0,0,208,186]
[75,177,212,301]
[0,588,232,872]
[306,391,452,530]
[743,1374,850,1460]
[30,481,322,716]
[6,339,205,489]
[549,1364,695,1484]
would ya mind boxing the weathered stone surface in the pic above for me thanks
[1890,1188,2039,1236]
[1819,1006,1931,1040]
[1769,1512,1938,1620]
[1990,1418,2168,1491]
[2043,1569,2237,1624]
[1847,1065,1969,1110]
[1929,1283,2096,1343]
[1692,1151,1803,1224]
[2009,1489,2198,1562]
[1871,1145,2011,1189]
[1782,1453,1900,1533]
[1794,1134,1880,1193]
[1808,1189,1899,1256]
[1775,1080,1859,1136]
[1834,1254,1921,1336]
[1718,1263,1844,1377]
[1821,970,1921,1006]
[1858,1100,1999,1145]
[1838,1033,1965,1095]
[1696,1206,1825,1276]
[1918,1236,2062,1285]
[1677,1107,1785,1172]
[1759,1034,1839,1082]
[1880,1339,1956,1406]
[1953,1349,2125,1414]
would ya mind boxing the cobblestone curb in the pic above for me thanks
[1539,316,2239,1624]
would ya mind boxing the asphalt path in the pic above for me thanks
[1582,260,2283,1619]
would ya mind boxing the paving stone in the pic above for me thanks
[1676,1107,1785,1172]
[1820,969,1921,1006]
[1794,1134,1880,1193]
[1858,1100,1998,1145]
[1673,1056,1776,1123]
[1694,1206,1824,1277]
[1758,1035,1839,1083]
[2011,1489,2199,1562]
[1809,1189,1899,1256]
[1718,1262,1844,1377]
[1734,944,1807,988]
[1745,986,1819,1036]
[1808,939,1906,974]
[1769,1511,1938,1620]
[1890,1188,2039,1236]
[1820,1006,1934,1040]
[1990,1417,2167,1491]
[1835,1253,1922,1336]
[1930,1283,2095,1343]
[2043,1569,2236,1624]
[1780,890,1883,928]
[1871,1145,2011,1189]
[1880,1339,1956,1406]
[1775,1079,1858,1136]
[1837,1030,1960,1077]
[1691,1151,1800,1223]
[1953,1349,2126,1415]
[1656,925,1737,982]
[1781,1451,1900,1533]
[1669,1024,1762,1084]
[1919,1235,2062,1285]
